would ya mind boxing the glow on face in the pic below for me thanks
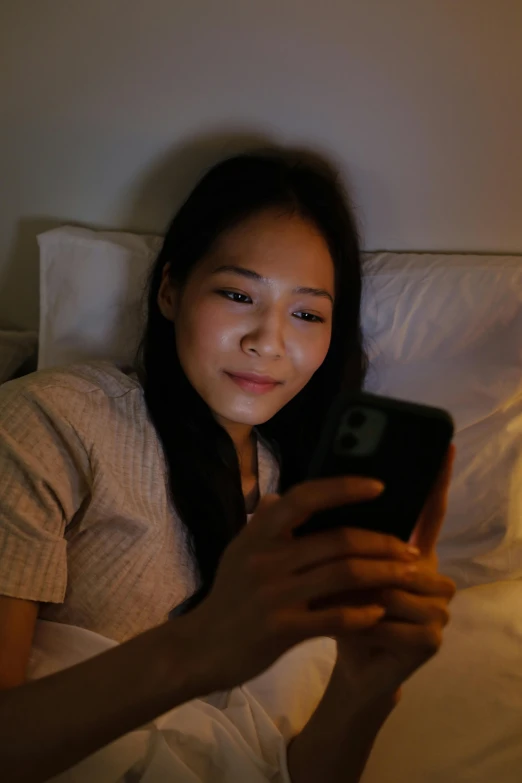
[169,209,335,434]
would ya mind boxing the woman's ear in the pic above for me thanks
[157,263,177,323]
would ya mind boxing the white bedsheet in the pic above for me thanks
[29,625,332,783]
[29,580,522,782]
[362,579,522,783]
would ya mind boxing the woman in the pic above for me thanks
[0,149,455,783]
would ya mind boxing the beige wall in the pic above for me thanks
[1,0,521,329]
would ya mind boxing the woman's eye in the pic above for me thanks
[218,290,252,304]
[294,311,325,323]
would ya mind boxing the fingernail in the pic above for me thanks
[366,480,385,495]
[404,546,421,560]
[404,564,418,577]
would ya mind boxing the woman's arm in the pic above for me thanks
[0,597,38,688]
[287,660,398,783]
[0,615,208,783]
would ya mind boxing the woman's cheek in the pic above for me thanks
[208,310,245,352]
[186,300,236,352]
[293,329,331,375]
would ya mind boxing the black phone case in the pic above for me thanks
[294,391,454,541]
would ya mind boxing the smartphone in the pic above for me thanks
[293,390,454,541]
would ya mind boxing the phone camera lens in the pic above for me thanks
[347,410,366,429]
[340,433,358,451]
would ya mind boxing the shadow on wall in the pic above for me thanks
[2,127,274,330]
[116,126,277,233]
[1,216,65,331]
[3,125,376,330]
[116,127,376,242]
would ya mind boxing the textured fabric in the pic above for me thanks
[0,361,279,643]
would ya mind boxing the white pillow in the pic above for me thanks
[0,330,38,383]
[37,227,522,587]
[37,227,162,370]
[362,253,522,587]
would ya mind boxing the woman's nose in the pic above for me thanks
[240,314,285,359]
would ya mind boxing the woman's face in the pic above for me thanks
[159,209,335,437]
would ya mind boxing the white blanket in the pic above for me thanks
[29,580,522,782]
[29,624,334,783]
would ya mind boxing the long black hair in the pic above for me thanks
[135,148,366,600]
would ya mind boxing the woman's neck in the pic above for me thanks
[217,420,259,506]
[215,419,253,464]
[235,429,257,483]
[241,436,259,513]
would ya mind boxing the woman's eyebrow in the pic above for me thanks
[212,265,334,304]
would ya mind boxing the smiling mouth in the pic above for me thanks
[224,371,283,395]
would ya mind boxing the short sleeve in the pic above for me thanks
[0,379,90,603]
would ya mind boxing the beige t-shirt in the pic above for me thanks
[0,362,279,642]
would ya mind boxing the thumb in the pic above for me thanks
[410,444,456,558]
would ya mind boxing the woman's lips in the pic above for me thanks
[224,371,282,395]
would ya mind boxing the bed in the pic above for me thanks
[12,227,522,780]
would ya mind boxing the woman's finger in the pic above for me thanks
[379,588,452,626]
[274,604,387,644]
[274,557,455,607]
[410,444,456,558]
[282,526,420,575]
[249,477,384,540]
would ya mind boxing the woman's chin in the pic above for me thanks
[212,397,287,429]
[217,409,277,429]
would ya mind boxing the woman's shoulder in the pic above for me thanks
[0,360,141,407]
[0,361,144,441]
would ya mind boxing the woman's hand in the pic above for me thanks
[185,472,449,694]
[333,445,457,699]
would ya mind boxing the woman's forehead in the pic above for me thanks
[201,210,335,292]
